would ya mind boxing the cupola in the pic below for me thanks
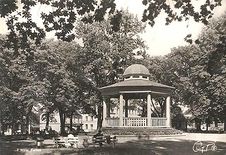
[123,64,150,80]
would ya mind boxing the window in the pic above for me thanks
[85,116,88,121]
[91,116,94,121]
[133,75,139,78]
[90,124,93,130]
[85,124,88,129]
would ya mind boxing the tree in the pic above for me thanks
[180,14,226,131]
[145,14,226,131]
[197,14,226,131]
[143,44,210,131]
[163,45,212,131]
[1,0,225,133]
[0,0,222,53]
[142,0,222,26]
[40,107,56,130]
[0,35,34,134]
[17,82,46,133]
[30,40,83,134]
[72,10,146,129]
[0,34,85,134]
[0,87,21,134]
[0,35,53,134]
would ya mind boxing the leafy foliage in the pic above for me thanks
[142,0,222,26]
[72,10,147,129]
[0,0,222,54]
[0,10,147,133]
[144,14,226,130]
[0,0,225,133]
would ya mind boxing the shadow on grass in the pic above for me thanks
[77,139,226,155]
[1,139,226,155]
[0,139,36,155]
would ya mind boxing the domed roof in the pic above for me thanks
[123,64,150,77]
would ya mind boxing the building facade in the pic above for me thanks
[39,112,97,132]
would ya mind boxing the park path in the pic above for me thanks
[149,133,226,142]
[1,133,226,155]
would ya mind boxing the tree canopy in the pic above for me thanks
[0,0,223,53]
[0,0,225,133]
[144,14,226,131]
[0,10,147,134]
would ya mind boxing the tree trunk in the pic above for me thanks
[25,115,30,135]
[11,120,16,135]
[141,103,147,117]
[45,112,50,130]
[106,98,111,118]
[63,113,66,129]
[0,119,3,135]
[10,113,17,135]
[151,100,160,117]
[214,119,218,127]
[70,112,73,131]
[21,120,26,134]
[96,92,103,131]
[206,122,209,131]
[224,118,226,132]
[195,118,201,132]
[59,110,66,135]
[97,105,103,130]
[160,99,166,117]
[1,124,4,135]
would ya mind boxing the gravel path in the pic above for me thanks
[147,133,226,142]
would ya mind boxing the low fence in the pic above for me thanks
[105,117,167,127]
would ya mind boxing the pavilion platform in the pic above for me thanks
[102,127,183,136]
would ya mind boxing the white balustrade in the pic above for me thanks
[152,117,167,127]
[123,117,147,127]
[105,117,120,127]
[105,117,167,127]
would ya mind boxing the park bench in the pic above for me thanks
[54,136,66,148]
[105,135,117,147]
[66,134,79,148]
[84,132,117,148]
[54,135,79,148]
[92,133,106,147]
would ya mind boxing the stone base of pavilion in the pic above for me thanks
[102,127,183,136]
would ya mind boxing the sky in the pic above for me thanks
[115,0,226,56]
[0,0,226,56]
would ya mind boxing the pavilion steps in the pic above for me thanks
[102,127,183,136]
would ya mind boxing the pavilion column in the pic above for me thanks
[147,93,152,127]
[119,94,124,126]
[102,99,107,127]
[125,98,128,117]
[166,96,171,127]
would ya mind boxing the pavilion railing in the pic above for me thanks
[105,117,167,127]
[105,117,119,127]
[123,117,147,127]
[151,117,167,127]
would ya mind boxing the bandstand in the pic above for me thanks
[99,64,174,128]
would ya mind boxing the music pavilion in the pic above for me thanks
[99,64,174,128]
